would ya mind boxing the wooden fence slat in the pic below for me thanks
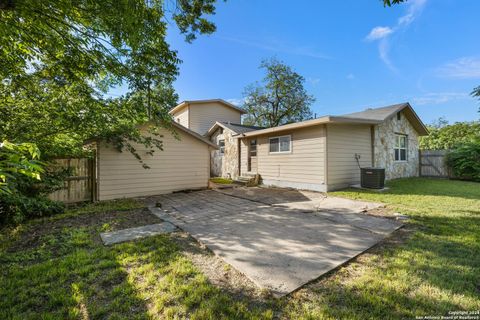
[48,158,95,204]
[419,150,450,178]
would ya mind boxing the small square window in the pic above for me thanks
[397,112,401,120]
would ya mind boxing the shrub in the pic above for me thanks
[446,142,480,182]
[420,121,480,150]
[0,193,65,224]
[0,162,68,225]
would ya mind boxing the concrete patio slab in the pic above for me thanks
[150,189,402,296]
[217,187,384,213]
[100,222,176,245]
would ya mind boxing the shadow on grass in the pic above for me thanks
[0,225,273,319]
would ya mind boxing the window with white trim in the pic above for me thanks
[394,134,407,161]
[219,139,225,154]
[269,135,291,153]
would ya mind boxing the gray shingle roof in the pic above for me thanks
[339,103,409,121]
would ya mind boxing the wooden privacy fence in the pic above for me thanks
[48,158,96,204]
[419,150,451,178]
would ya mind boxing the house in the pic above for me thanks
[169,99,246,135]
[235,103,428,191]
[93,99,245,200]
[205,102,428,191]
[92,100,428,201]
[93,121,217,201]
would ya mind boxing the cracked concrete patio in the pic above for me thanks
[148,188,402,296]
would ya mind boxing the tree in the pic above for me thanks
[420,120,480,150]
[242,58,315,128]
[0,0,218,158]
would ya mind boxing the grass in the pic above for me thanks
[209,177,233,184]
[0,178,479,319]
[282,178,480,319]
[0,200,272,319]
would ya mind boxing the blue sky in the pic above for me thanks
[165,0,480,124]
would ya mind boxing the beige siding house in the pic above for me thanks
[92,101,427,200]
[169,99,246,135]
[94,122,217,201]
[237,103,428,191]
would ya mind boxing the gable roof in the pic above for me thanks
[170,121,219,148]
[84,120,218,148]
[168,99,246,116]
[241,102,428,137]
[340,102,428,135]
[206,121,265,137]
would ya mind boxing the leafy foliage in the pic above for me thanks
[0,140,43,194]
[0,0,218,158]
[420,120,480,150]
[383,0,406,6]
[242,58,315,127]
[446,142,480,182]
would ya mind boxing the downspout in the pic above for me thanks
[370,125,375,167]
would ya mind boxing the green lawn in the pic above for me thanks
[0,178,479,319]
[210,177,234,184]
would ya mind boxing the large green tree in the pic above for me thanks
[242,58,315,128]
[0,0,219,157]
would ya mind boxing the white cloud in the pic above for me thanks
[398,0,427,26]
[365,26,393,41]
[412,92,470,105]
[378,40,397,72]
[436,57,480,79]
[346,73,355,80]
[217,35,330,60]
[365,0,428,70]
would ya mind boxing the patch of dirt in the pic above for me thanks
[7,208,162,252]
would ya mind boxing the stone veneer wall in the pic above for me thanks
[210,127,239,179]
[373,110,420,180]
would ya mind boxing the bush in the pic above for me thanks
[0,193,65,224]
[420,121,480,150]
[0,163,68,225]
[446,142,480,182]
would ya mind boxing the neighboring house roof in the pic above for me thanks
[168,99,247,115]
[241,102,428,137]
[340,102,429,135]
[84,121,218,149]
[206,121,265,137]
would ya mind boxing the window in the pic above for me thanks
[219,139,225,154]
[397,112,401,120]
[394,134,407,161]
[269,135,291,153]
[250,139,257,157]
